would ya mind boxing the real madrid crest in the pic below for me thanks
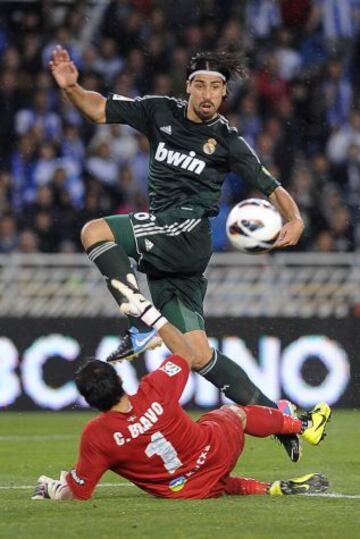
[203,138,217,155]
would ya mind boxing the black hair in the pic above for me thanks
[186,51,247,82]
[75,359,124,412]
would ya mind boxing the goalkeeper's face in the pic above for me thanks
[186,74,226,122]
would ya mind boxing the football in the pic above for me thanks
[226,198,282,253]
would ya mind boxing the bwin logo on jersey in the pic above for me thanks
[154,142,206,175]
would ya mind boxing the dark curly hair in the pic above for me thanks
[75,359,124,412]
[186,51,247,82]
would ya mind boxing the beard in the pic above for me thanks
[193,101,218,121]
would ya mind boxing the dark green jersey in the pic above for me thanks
[105,94,280,217]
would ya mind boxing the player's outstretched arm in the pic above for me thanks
[269,186,304,248]
[111,277,195,367]
[49,45,106,123]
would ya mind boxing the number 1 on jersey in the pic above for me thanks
[145,431,182,474]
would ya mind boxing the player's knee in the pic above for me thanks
[237,407,247,428]
[191,348,213,370]
[182,332,213,370]
[81,218,114,249]
[221,404,247,428]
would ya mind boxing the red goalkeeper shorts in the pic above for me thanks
[198,408,245,475]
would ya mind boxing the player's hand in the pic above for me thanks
[49,45,79,89]
[273,219,304,248]
[31,475,62,500]
[111,276,151,317]
[111,277,167,331]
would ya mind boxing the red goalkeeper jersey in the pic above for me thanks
[66,355,244,500]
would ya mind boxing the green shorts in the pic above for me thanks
[105,212,212,332]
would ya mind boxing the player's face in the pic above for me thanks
[186,75,226,122]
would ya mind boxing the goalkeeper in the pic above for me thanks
[33,278,330,502]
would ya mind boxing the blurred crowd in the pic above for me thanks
[1,0,360,254]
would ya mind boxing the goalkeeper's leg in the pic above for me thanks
[226,403,331,445]
[233,404,303,436]
[223,473,329,496]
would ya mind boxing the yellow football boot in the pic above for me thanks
[268,472,329,496]
[301,402,332,446]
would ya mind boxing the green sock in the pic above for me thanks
[198,349,277,408]
[86,240,150,333]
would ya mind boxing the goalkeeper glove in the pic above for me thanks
[111,276,167,331]
[32,472,70,500]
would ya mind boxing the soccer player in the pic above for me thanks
[32,278,330,502]
[50,47,305,461]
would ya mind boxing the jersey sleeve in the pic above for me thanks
[229,136,281,196]
[141,355,190,405]
[105,94,154,135]
[65,425,109,500]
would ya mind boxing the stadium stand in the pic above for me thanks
[0,0,360,254]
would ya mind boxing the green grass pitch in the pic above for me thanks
[1,410,359,539]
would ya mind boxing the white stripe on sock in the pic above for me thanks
[88,242,117,261]
[198,349,218,376]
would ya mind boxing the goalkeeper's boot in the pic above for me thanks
[268,472,329,496]
[274,400,302,463]
[106,327,162,363]
[300,402,332,446]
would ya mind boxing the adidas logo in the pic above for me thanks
[160,125,172,135]
[145,239,154,251]
[154,142,206,175]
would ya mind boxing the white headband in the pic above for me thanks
[188,70,227,82]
